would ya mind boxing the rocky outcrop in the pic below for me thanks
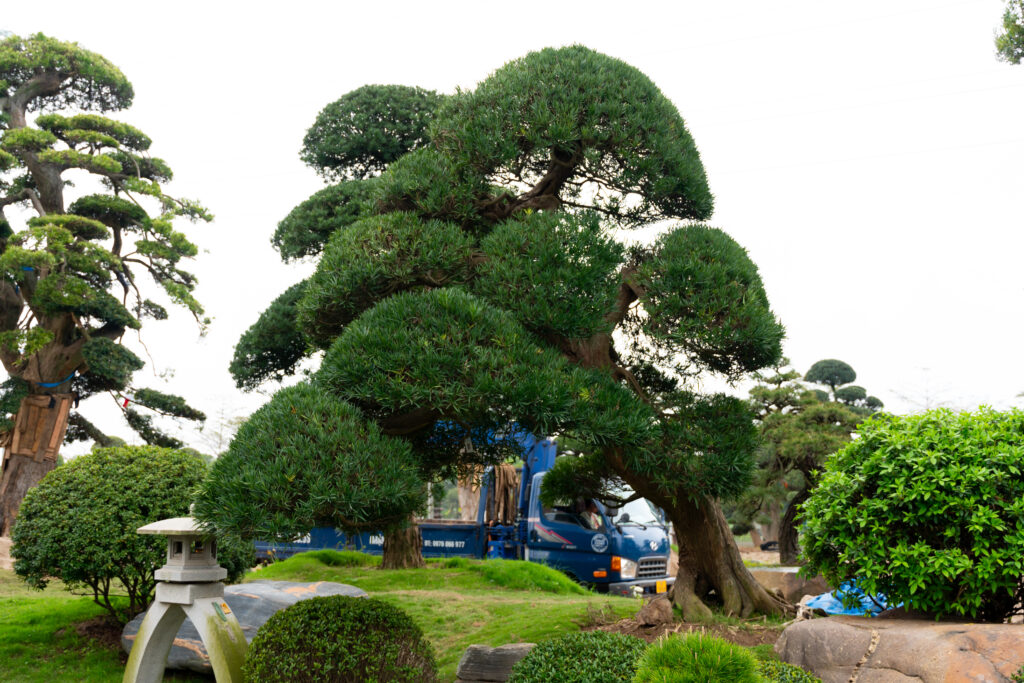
[121,580,367,673]
[456,643,536,683]
[749,566,831,603]
[775,615,1024,682]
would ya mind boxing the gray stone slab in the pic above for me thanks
[456,643,536,682]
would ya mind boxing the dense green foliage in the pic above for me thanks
[508,631,646,683]
[756,659,822,682]
[632,633,761,683]
[433,46,712,226]
[301,84,442,180]
[242,596,437,682]
[801,408,1024,622]
[10,446,253,623]
[996,0,1024,63]
[271,180,377,261]
[216,45,784,616]
[0,32,207,448]
[229,280,309,390]
[194,382,426,541]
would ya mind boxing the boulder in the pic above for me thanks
[456,643,536,683]
[749,566,831,603]
[775,615,1024,683]
[637,595,674,626]
[121,580,367,673]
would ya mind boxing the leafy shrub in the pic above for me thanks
[243,596,436,682]
[632,633,761,683]
[756,659,821,682]
[801,408,1024,622]
[11,445,253,623]
[509,631,646,682]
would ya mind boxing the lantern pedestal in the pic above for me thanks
[122,517,246,683]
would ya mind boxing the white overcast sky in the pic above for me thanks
[3,0,1023,452]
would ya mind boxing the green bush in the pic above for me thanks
[243,596,436,682]
[756,659,821,682]
[11,445,253,623]
[632,634,761,683]
[801,408,1024,622]
[509,631,646,682]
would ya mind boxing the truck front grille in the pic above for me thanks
[638,556,668,578]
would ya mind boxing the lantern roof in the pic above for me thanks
[137,516,204,537]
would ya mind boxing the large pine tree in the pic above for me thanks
[0,33,208,532]
[206,46,789,617]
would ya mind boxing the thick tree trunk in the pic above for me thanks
[668,497,791,621]
[779,488,810,565]
[381,519,425,569]
[0,454,55,535]
[0,393,74,535]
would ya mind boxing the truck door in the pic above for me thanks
[525,473,613,582]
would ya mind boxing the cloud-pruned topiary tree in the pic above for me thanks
[209,45,788,618]
[0,33,208,533]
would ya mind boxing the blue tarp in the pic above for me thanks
[805,581,896,616]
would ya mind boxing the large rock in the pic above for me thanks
[775,615,1024,682]
[637,595,674,626]
[749,566,830,603]
[456,643,535,683]
[121,580,367,673]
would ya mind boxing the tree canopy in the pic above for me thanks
[996,0,1024,64]
[0,33,208,450]
[209,45,786,618]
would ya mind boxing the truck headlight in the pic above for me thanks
[619,558,637,580]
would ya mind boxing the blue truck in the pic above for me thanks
[256,433,676,597]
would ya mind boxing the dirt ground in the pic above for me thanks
[589,615,781,647]
[593,543,785,648]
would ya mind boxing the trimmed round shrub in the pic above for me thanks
[509,630,646,682]
[801,408,1024,622]
[243,596,436,682]
[632,633,760,683]
[11,445,253,623]
[757,659,821,682]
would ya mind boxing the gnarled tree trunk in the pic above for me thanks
[0,393,73,535]
[381,517,425,569]
[668,496,791,621]
[779,487,810,565]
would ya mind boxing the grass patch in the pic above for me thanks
[248,551,636,680]
[0,569,204,682]
[440,557,586,595]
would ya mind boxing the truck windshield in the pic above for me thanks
[607,492,664,527]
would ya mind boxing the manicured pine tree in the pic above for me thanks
[0,33,208,532]
[208,47,789,618]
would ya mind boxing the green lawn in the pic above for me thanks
[0,570,205,683]
[1,552,639,682]
[247,552,640,681]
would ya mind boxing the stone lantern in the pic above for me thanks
[123,517,247,683]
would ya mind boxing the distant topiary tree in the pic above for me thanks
[11,445,253,623]
[0,33,209,532]
[803,358,883,414]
